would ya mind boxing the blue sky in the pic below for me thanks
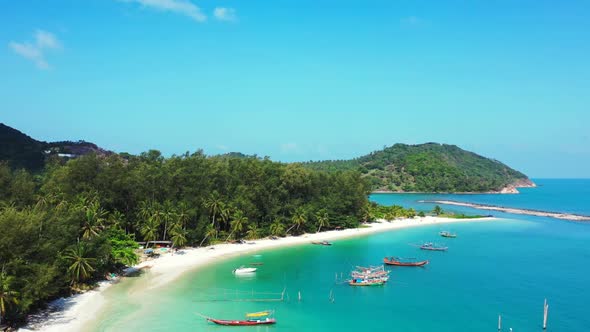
[1,0,589,178]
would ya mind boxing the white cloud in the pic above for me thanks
[121,0,206,22]
[213,7,237,22]
[8,30,61,70]
[35,30,61,50]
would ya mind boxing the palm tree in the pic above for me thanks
[245,223,260,240]
[81,202,106,239]
[62,244,96,285]
[108,210,127,232]
[287,207,307,234]
[0,266,19,326]
[141,216,160,246]
[315,210,330,233]
[219,203,232,232]
[204,194,223,230]
[433,205,443,216]
[161,200,176,241]
[170,225,188,248]
[199,224,218,247]
[384,212,395,221]
[225,210,247,242]
[175,201,191,230]
[269,219,285,237]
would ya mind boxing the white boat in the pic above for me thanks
[233,266,257,274]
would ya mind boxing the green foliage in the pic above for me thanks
[304,143,530,192]
[368,202,418,221]
[0,149,369,326]
[433,205,443,216]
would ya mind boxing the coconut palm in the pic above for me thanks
[141,216,160,246]
[161,200,176,241]
[245,223,260,240]
[80,202,106,239]
[108,210,127,232]
[433,205,443,216]
[170,225,188,248]
[62,244,96,285]
[269,219,285,237]
[219,203,232,232]
[225,210,247,242]
[287,207,307,234]
[315,210,330,233]
[204,194,223,230]
[0,267,19,326]
[175,201,191,230]
[199,224,218,247]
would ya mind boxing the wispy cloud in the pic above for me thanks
[216,144,229,151]
[213,7,237,22]
[400,16,425,27]
[120,0,207,22]
[9,30,61,70]
[280,143,299,153]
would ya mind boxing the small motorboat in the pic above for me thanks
[206,317,276,326]
[420,242,448,251]
[311,240,332,246]
[383,257,429,266]
[439,231,457,238]
[233,266,257,274]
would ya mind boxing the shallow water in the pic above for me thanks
[91,179,590,332]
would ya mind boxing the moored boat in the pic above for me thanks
[348,278,385,286]
[233,266,257,274]
[383,257,429,266]
[439,231,457,238]
[420,242,448,251]
[206,317,276,326]
[311,240,332,246]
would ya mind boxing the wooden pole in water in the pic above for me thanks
[543,299,548,329]
[498,314,502,331]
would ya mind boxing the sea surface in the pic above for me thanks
[90,179,590,332]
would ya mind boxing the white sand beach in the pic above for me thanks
[20,216,493,332]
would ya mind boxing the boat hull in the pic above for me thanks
[383,258,429,266]
[207,318,276,326]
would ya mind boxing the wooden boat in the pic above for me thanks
[348,278,385,286]
[248,262,264,266]
[311,240,332,246]
[383,257,429,266]
[420,243,448,251]
[233,266,257,274]
[439,231,457,238]
[207,317,276,326]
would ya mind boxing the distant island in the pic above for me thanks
[304,143,535,193]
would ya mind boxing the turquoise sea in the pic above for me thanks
[91,179,590,331]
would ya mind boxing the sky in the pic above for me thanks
[1,0,589,178]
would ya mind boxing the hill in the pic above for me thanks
[304,143,534,193]
[0,123,112,171]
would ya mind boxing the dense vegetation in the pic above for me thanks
[304,143,531,192]
[0,150,369,326]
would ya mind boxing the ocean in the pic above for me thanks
[90,179,590,331]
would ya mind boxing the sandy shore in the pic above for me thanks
[424,200,590,221]
[20,216,493,332]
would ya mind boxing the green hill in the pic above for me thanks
[304,143,534,193]
[0,123,112,171]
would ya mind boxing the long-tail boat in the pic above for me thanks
[206,317,276,326]
[420,242,448,251]
[201,311,276,326]
[311,240,332,246]
[383,257,429,266]
[439,231,457,238]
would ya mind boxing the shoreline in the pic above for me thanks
[20,216,494,332]
[424,200,590,221]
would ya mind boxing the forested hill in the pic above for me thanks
[303,143,534,193]
[0,123,112,171]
